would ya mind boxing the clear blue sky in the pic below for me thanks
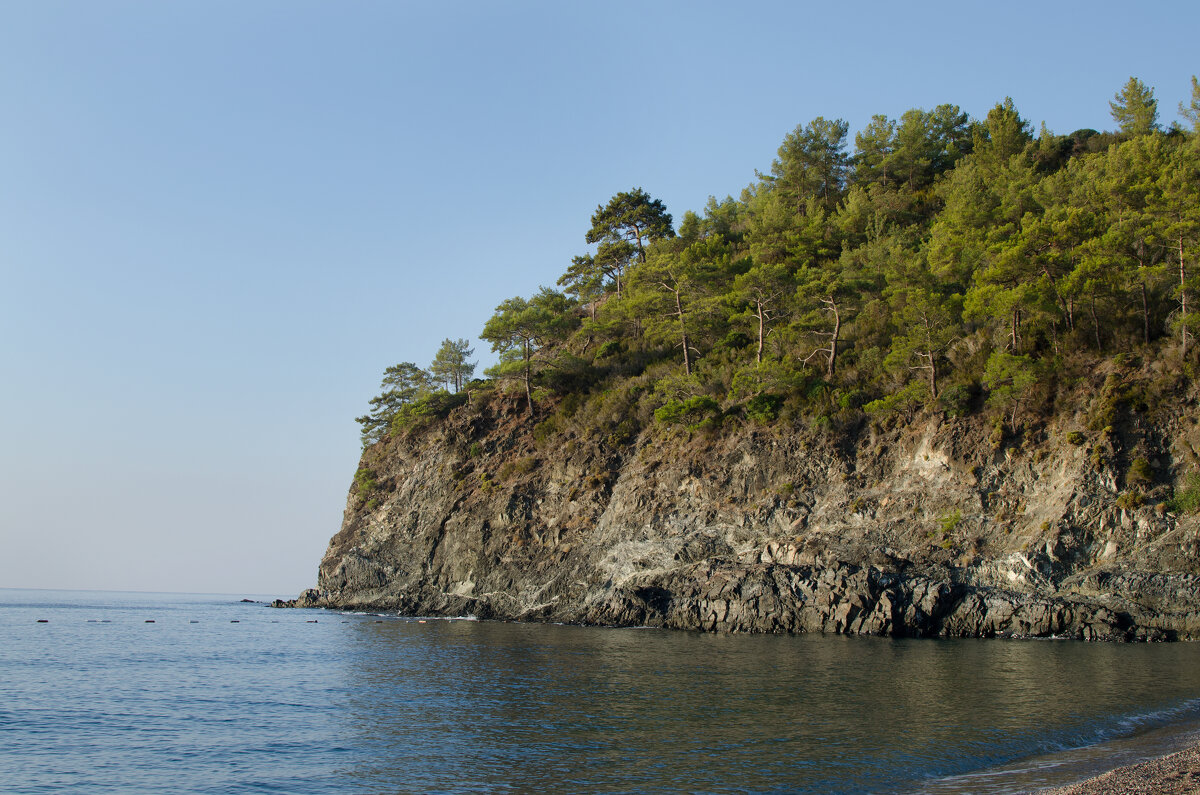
[2,1,1197,596]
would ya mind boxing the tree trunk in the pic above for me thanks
[1141,281,1151,345]
[1090,295,1103,352]
[676,289,691,376]
[523,340,533,416]
[756,301,765,365]
[1042,265,1073,333]
[826,298,840,379]
[632,223,647,264]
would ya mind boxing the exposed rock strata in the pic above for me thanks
[289,390,1200,641]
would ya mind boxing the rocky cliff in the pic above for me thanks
[290,364,1200,641]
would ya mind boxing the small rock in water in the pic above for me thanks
[36,619,48,623]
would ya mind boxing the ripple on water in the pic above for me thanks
[3,590,1200,794]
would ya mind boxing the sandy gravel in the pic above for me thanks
[1039,745,1200,794]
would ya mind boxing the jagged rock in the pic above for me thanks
[289,396,1200,641]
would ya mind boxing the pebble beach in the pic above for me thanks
[1042,745,1200,794]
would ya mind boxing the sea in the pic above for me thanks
[4,589,1200,794]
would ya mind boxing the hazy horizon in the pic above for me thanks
[3,0,1198,596]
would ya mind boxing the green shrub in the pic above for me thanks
[497,456,537,481]
[864,382,926,419]
[938,509,962,535]
[716,330,752,351]
[729,360,806,400]
[571,382,651,441]
[552,391,583,421]
[1087,374,1131,431]
[595,340,623,359]
[1065,431,1086,446]
[744,393,784,424]
[1167,472,1200,514]
[532,417,559,444]
[836,388,868,411]
[390,390,468,433]
[1115,491,1145,510]
[606,418,639,447]
[938,383,975,417]
[353,467,379,506]
[692,415,725,433]
[1127,457,1154,487]
[1090,439,1113,468]
[654,395,721,426]
[983,352,1038,421]
[989,418,1006,450]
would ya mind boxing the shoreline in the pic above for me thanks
[1039,744,1200,794]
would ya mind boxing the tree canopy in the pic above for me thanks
[358,75,1200,453]
[1110,77,1159,136]
[430,338,476,392]
[355,362,434,447]
[586,188,675,264]
[481,288,576,415]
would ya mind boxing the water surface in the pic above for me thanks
[3,589,1199,793]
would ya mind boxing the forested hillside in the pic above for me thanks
[299,77,1200,637]
[361,77,1200,490]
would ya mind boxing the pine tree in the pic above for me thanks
[429,338,476,392]
[586,189,674,264]
[1110,77,1159,136]
[355,363,433,447]
[1180,75,1200,134]
[768,117,850,212]
[481,289,575,416]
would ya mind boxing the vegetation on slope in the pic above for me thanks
[359,77,1200,507]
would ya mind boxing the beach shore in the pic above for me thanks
[1041,744,1200,794]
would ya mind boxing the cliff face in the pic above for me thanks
[299,378,1200,641]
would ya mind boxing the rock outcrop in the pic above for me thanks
[290,383,1200,641]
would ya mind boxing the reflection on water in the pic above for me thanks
[5,590,1199,794]
[334,620,1200,794]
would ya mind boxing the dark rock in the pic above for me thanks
[295,402,1200,641]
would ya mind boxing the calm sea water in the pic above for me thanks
[4,589,1200,794]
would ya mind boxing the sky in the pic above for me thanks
[2,1,1198,597]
